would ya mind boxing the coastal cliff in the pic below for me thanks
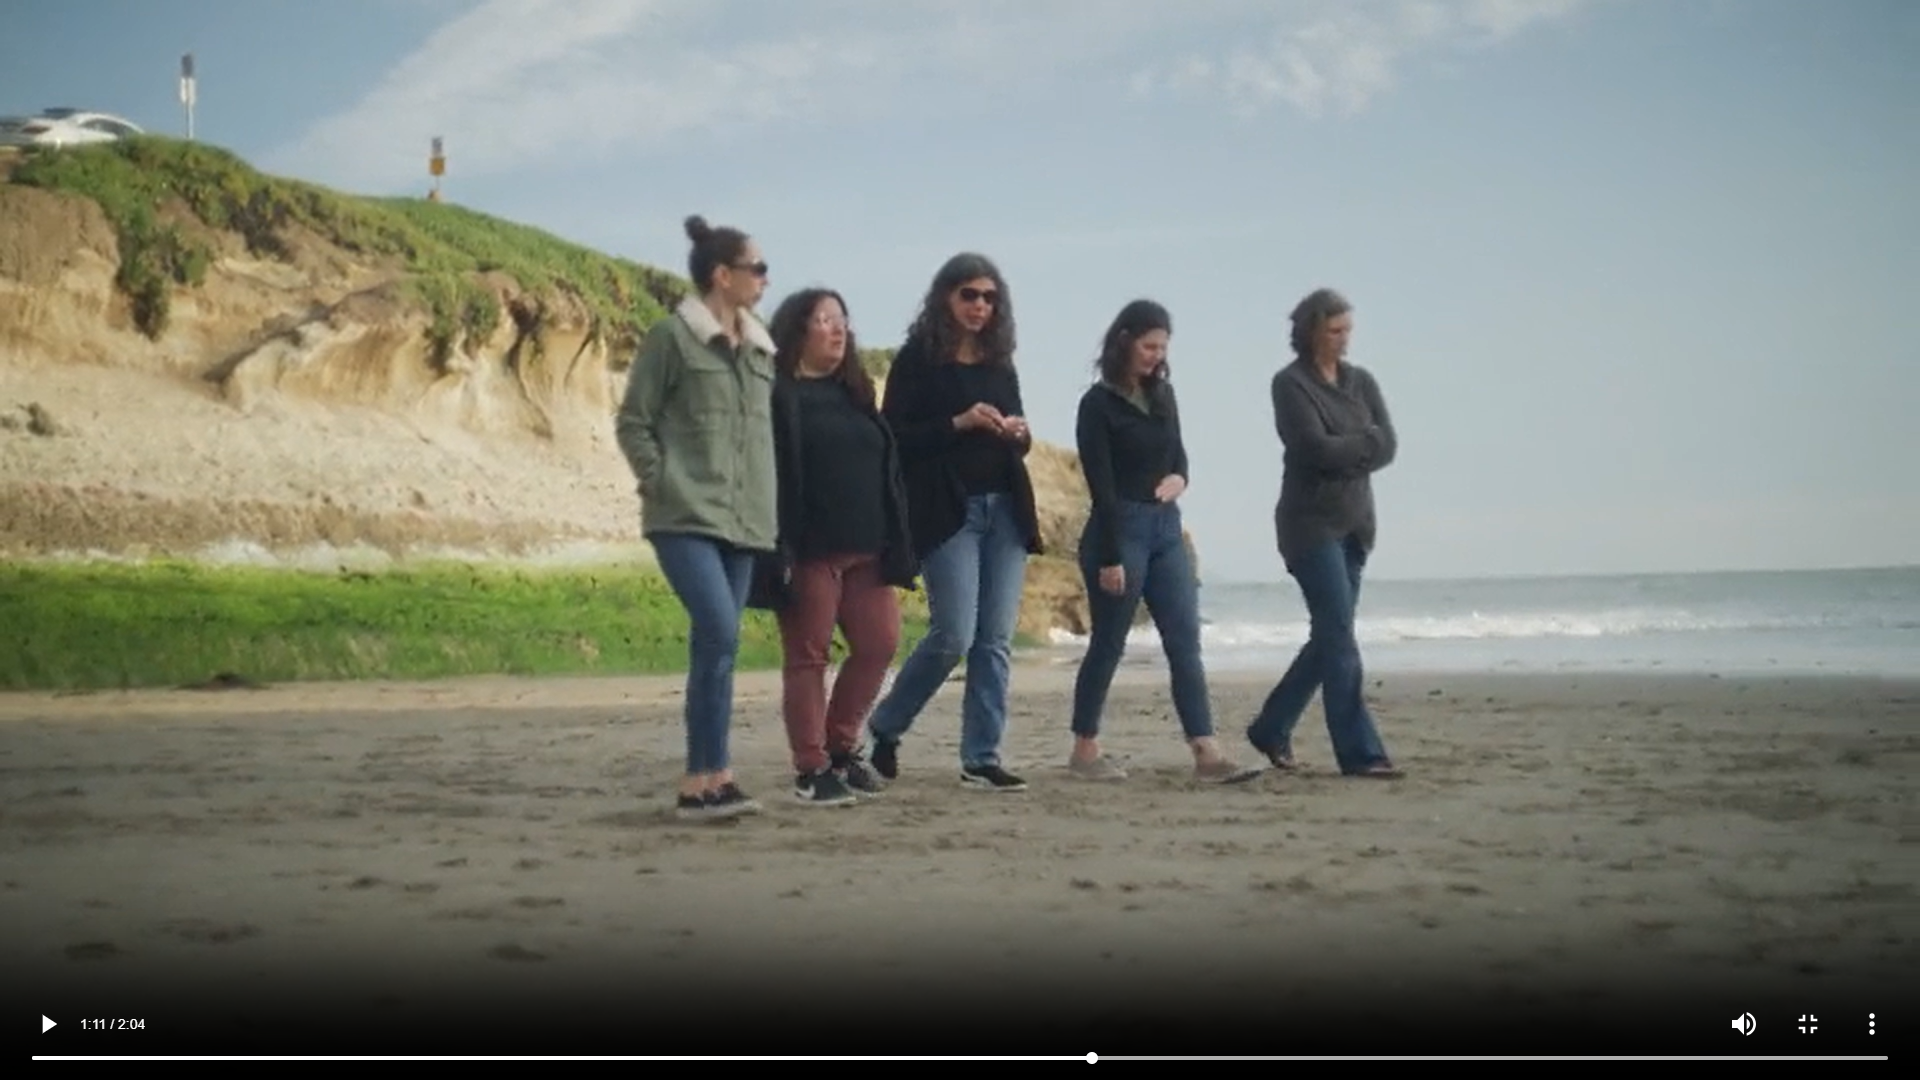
[0,137,1157,642]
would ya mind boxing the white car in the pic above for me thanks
[0,109,144,149]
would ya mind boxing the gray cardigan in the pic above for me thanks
[1270,358,1398,566]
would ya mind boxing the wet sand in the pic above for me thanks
[4,665,1913,1055]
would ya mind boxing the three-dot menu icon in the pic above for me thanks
[1868,1013,1874,1035]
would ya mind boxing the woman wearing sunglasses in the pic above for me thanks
[863,253,1044,792]
[749,286,918,808]
[615,214,779,822]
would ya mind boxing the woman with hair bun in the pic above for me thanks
[615,214,779,821]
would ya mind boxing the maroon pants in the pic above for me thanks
[776,553,903,775]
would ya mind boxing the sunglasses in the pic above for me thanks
[731,261,769,278]
[957,286,998,305]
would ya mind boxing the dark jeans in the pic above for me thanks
[1248,533,1392,774]
[1071,500,1214,741]
[651,532,756,776]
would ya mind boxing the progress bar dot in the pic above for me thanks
[1087,1052,1098,1063]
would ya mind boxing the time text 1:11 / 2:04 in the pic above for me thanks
[78,1019,147,1030]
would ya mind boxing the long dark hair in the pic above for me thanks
[768,287,876,410]
[1094,299,1173,390]
[902,252,1016,369]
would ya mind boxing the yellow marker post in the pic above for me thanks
[428,136,445,201]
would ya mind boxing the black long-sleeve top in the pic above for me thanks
[1076,380,1190,568]
[747,370,918,612]
[789,376,890,558]
[1271,358,1398,564]
[879,335,1044,560]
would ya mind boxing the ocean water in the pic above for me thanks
[1046,566,1920,679]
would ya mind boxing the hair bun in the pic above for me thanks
[683,215,712,243]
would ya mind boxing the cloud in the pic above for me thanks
[1131,0,1601,119]
[263,0,1265,193]
[264,0,1605,192]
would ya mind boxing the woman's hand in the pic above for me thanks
[996,415,1031,442]
[953,402,1005,431]
[1098,565,1126,595]
[1154,475,1187,503]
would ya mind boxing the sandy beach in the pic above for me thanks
[5,662,1914,1055]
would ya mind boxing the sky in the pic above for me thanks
[3,0,1916,584]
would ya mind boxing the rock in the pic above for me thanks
[24,402,65,437]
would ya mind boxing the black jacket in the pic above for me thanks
[879,335,1044,561]
[1076,379,1189,568]
[747,370,919,611]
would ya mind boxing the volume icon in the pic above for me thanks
[1732,1012,1757,1036]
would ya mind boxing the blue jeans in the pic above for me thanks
[1071,501,1213,741]
[650,532,756,776]
[867,493,1029,768]
[1248,533,1392,774]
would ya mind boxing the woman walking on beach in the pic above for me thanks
[614,214,779,821]
[1065,300,1261,785]
[749,287,919,808]
[863,253,1044,792]
[1246,287,1403,779]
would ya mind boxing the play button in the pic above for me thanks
[43,1015,56,1033]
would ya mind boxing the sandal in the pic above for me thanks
[1246,734,1298,772]
[1348,761,1403,779]
[1195,758,1267,785]
[1068,755,1129,782]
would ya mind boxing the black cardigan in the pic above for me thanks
[879,335,1044,561]
[747,370,919,611]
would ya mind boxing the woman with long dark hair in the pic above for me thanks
[1065,299,1261,784]
[614,214,778,821]
[1246,287,1403,779]
[862,253,1043,792]
[749,287,918,808]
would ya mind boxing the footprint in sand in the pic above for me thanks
[488,943,547,962]
[160,918,262,945]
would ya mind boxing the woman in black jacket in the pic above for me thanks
[861,253,1043,792]
[1066,299,1260,785]
[749,287,919,807]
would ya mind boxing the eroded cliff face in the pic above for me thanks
[0,183,645,559]
[0,179,1132,639]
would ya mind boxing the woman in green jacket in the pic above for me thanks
[615,215,779,822]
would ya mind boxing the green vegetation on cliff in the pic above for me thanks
[8,136,686,358]
[0,560,932,693]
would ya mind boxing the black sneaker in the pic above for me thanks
[833,750,884,796]
[870,738,900,781]
[793,770,858,807]
[706,783,761,818]
[961,763,1028,792]
[673,792,714,821]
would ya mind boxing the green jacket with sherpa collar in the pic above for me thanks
[615,295,780,554]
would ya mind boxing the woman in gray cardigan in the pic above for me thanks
[1246,288,1403,779]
